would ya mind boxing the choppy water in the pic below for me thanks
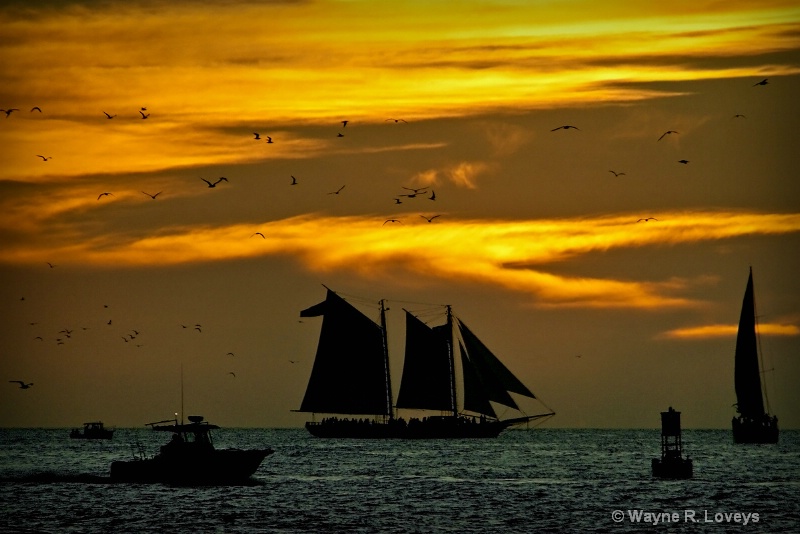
[1,428,798,533]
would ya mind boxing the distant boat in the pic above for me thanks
[70,421,114,440]
[297,288,555,438]
[731,268,779,444]
[110,416,273,484]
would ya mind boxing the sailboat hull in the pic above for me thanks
[732,416,779,444]
[305,416,514,439]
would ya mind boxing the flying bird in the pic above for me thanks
[385,118,407,123]
[46,262,55,268]
[400,186,428,198]
[1,109,20,118]
[328,185,345,195]
[103,111,116,119]
[253,133,261,140]
[97,192,114,200]
[608,170,625,177]
[733,114,746,119]
[678,159,689,164]
[383,219,402,225]
[30,107,42,113]
[228,372,236,378]
[226,352,235,357]
[393,198,402,204]
[637,217,658,222]
[251,232,265,239]
[266,136,273,143]
[752,78,768,86]
[201,177,228,188]
[551,125,580,131]
[420,214,441,223]
[36,155,52,161]
[9,381,33,389]
[658,130,678,141]
[428,190,436,201]
[291,175,298,185]
[341,120,348,127]
[336,133,344,137]
[141,191,162,199]
[139,110,149,119]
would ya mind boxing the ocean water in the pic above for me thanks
[0,428,798,533]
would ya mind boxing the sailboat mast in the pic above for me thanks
[379,299,393,419]
[446,305,457,417]
[751,271,772,415]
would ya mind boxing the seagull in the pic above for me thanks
[608,170,626,177]
[141,107,147,111]
[226,352,235,357]
[251,232,265,239]
[341,120,348,128]
[46,262,55,268]
[103,111,116,119]
[30,107,42,113]
[201,177,228,188]
[328,185,345,195]
[97,192,114,200]
[428,190,436,201]
[1,109,20,118]
[752,78,768,86]
[400,186,428,198]
[385,118,407,123]
[291,175,298,185]
[658,130,678,141]
[141,191,162,199]
[420,214,441,223]
[393,198,402,204]
[383,219,402,225]
[678,159,689,164]
[139,110,149,119]
[551,125,580,131]
[9,381,33,389]
[253,133,261,140]
[337,133,344,137]
[228,372,236,378]
[266,136,273,143]
[733,114,746,119]
[36,155,52,161]
[637,217,658,222]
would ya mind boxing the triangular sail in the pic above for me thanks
[298,289,390,415]
[734,269,766,419]
[396,311,454,412]
[457,320,536,408]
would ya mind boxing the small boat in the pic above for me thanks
[70,421,114,440]
[652,407,692,479]
[731,268,779,444]
[110,416,273,484]
[297,288,555,438]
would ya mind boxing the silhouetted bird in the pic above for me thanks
[139,111,149,119]
[103,111,116,119]
[36,155,52,161]
[637,217,658,222]
[228,372,236,378]
[752,78,768,86]
[383,219,402,225]
[420,214,441,223]
[251,232,265,239]
[1,109,20,118]
[253,133,261,140]
[385,118,407,123]
[9,381,33,389]
[608,170,625,177]
[678,159,689,164]
[142,191,162,199]
[30,107,42,113]
[341,120,348,127]
[201,177,228,188]
[266,136,273,143]
[291,175,298,185]
[733,114,746,119]
[551,125,580,131]
[336,132,344,137]
[393,198,402,204]
[658,130,678,141]
[428,190,436,201]
[328,185,345,195]
[46,262,55,268]
[97,192,114,200]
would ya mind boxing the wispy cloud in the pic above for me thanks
[4,210,798,309]
[659,323,800,339]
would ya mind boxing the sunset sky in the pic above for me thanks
[1,0,798,429]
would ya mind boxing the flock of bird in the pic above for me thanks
[6,76,772,390]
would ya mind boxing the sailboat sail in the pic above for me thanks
[395,311,454,412]
[459,340,497,418]
[298,289,390,416]
[734,269,766,419]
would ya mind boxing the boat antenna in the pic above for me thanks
[180,363,185,425]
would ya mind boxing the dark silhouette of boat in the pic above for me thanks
[110,416,273,484]
[297,288,555,438]
[70,421,114,440]
[731,268,779,444]
[652,407,692,479]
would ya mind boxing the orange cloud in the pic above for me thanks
[659,323,800,339]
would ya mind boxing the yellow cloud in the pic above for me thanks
[660,323,800,339]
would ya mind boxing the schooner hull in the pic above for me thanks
[732,417,779,444]
[305,416,513,439]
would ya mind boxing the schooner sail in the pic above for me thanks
[731,268,778,444]
[297,288,555,438]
